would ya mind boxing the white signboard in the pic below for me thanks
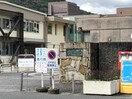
[35,48,47,73]
[18,58,34,67]
[35,62,47,73]
[47,48,58,68]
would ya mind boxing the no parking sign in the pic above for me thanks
[47,48,58,68]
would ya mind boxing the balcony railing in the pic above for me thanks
[68,33,82,42]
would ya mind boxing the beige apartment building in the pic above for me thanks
[47,16,75,48]
[0,1,74,64]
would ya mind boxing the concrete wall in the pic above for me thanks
[48,1,80,17]
[48,2,68,16]
[117,8,132,16]
[77,17,132,42]
[68,2,80,15]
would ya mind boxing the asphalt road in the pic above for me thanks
[0,70,83,93]
[0,92,131,99]
[0,69,131,99]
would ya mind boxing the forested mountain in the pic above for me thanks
[3,0,93,15]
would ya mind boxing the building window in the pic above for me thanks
[48,23,52,34]
[63,25,66,36]
[70,25,74,34]
[0,17,19,32]
[29,21,34,32]
[24,20,39,33]
[0,42,13,55]
[3,18,11,29]
[55,24,57,35]
[24,22,27,31]
[24,20,29,32]
[34,22,39,33]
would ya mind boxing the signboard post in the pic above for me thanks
[18,54,35,91]
[47,48,58,89]
[35,48,59,91]
[35,48,48,88]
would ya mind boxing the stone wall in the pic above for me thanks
[59,43,98,82]
[60,42,132,81]
[98,42,132,80]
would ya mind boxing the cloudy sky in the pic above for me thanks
[66,0,132,14]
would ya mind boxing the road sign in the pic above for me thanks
[47,48,58,68]
[48,50,56,60]
[35,48,47,73]
[18,58,34,67]
[18,54,35,72]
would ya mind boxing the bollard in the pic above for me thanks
[20,73,23,91]
[72,74,74,94]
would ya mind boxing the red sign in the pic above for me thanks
[118,51,132,70]
[48,50,56,60]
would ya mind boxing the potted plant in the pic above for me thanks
[83,74,119,95]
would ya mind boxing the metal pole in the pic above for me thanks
[20,73,23,91]
[0,64,1,73]
[51,68,55,89]
[41,72,44,88]
[50,45,55,89]
[72,74,74,93]
[26,73,29,91]
[50,69,52,88]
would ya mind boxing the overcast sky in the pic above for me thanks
[66,0,132,14]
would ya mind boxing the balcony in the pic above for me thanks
[68,33,82,42]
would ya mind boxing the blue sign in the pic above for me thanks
[35,48,47,62]
[122,61,132,83]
